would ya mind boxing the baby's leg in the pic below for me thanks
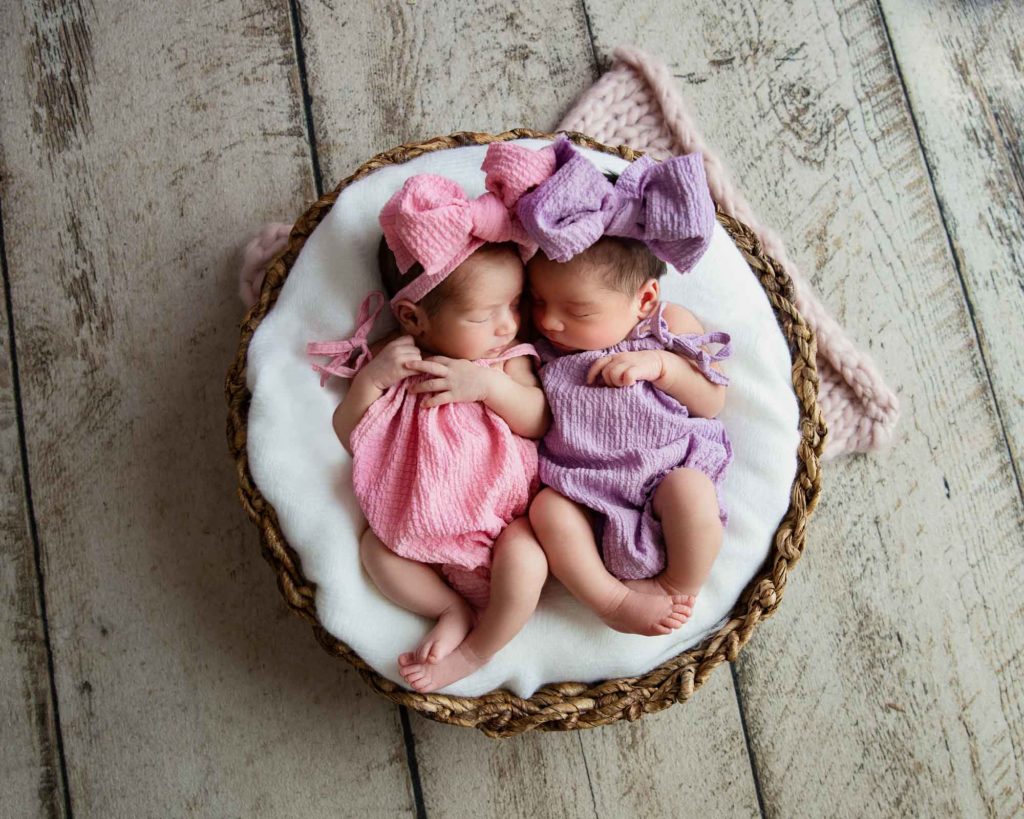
[359,529,473,665]
[644,467,724,599]
[529,487,692,636]
[399,517,547,693]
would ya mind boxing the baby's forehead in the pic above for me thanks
[452,272,523,307]
[527,258,604,291]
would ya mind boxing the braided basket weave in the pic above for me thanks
[225,128,826,738]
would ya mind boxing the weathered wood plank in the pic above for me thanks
[576,670,761,817]
[0,2,413,815]
[297,0,601,186]
[582,0,1024,815]
[880,0,1024,492]
[0,225,66,817]
[413,672,760,817]
[299,0,763,807]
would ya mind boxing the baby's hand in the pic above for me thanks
[362,335,422,391]
[586,350,663,388]
[407,356,495,408]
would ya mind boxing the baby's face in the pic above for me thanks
[527,254,645,352]
[419,250,524,360]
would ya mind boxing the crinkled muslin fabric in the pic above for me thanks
[245,139,800,697]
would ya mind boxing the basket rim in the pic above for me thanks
[225,127,827,738]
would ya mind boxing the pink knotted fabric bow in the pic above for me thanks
[481,140,557,208]
[306,291,386,386]
[310,141,559,386]
[379,179,519,305]
[516,136,715,273]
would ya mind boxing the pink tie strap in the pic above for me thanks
[307,291,386,386]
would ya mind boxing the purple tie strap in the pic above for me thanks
[633,307,732,386]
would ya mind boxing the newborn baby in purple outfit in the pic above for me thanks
[517,137,733,637]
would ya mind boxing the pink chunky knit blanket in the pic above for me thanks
[239,47,898,460]
[557,47,899,460]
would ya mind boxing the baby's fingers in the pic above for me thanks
[586,356,612,385]
[405,360,448,377]
[615,363,644,387]
[421,391,455,409]
[386,335,418,349]
[409,378,448,395]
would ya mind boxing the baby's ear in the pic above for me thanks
[636,278,661,317]
[393,299,428,336]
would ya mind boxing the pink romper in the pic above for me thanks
[349,343,540,609]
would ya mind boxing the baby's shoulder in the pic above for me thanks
[659,302,704,335]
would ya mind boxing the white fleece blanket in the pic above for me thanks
[246,140,801,698]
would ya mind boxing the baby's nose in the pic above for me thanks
[538,311,563,332]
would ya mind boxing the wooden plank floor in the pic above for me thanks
[1,1,1021,816]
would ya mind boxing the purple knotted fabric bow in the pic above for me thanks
[516,136,715,273]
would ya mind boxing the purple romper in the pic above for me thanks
[537,303,733,580]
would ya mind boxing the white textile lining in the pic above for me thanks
[246,140,801,697]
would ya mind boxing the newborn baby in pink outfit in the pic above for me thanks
[309,150,557,693]
[517,137,734,637]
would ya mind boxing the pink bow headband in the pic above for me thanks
[516,136,715,273]
[307,142,556,385]
[378,142,556,304]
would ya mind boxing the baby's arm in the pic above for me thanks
[483,355,550,439]
[332,334,420,454]
[407,352,550,438]
[653,303,727,418]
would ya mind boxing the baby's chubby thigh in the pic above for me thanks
[528,487,598,562]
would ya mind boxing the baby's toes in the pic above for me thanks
[407,669,433,691]
[401,664,427,683]
[398,652,416,667]
[659,613,684,630]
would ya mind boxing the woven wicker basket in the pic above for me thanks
[225,128,826,738]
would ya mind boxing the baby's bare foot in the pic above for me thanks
[624,577,698,612]
[411,600,475,664]
[398,642,489,693]
[598,586,693,636]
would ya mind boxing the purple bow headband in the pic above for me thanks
[516,136,715,273]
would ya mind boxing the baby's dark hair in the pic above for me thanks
[377,236,520,313]
[378,236,448,315]
[578,236,667,295]
[581,169,666,294]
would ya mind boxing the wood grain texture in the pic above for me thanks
[0,1,413,815]
[581,0,1024,815]
[412,671,760,817]
[298,0,762,808]
[879,0,1024,494]
[296,0,601,186]
[0,231,66,817]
